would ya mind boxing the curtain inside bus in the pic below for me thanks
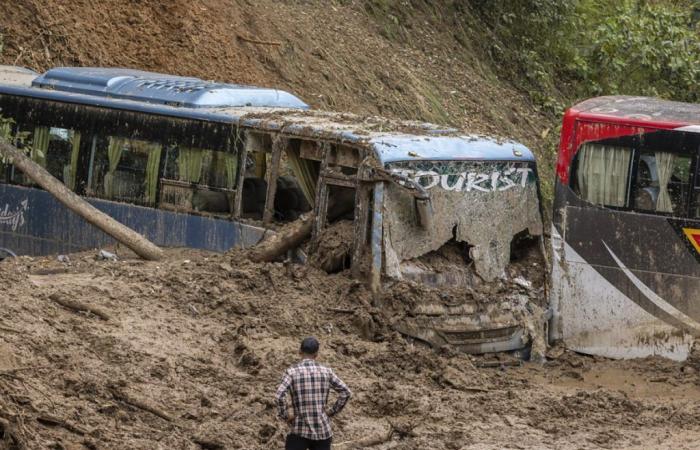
[145,144,162,204]
[576,143,632,207]
[655,151,675,213]
[105,137,124,198]
[0,120,9,181]
[253,152,267,179]
[67,132,81,190]
[178,147,203,183]
[220,151,237,189]
[31,126,50,167]
[285,146,318,205]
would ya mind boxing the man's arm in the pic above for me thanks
[274,371,293,421]
[327,370,351,417]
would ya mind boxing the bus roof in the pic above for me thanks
[571,96,700,128]
[0,65,535,165]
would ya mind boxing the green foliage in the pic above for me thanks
[473,0,700,114]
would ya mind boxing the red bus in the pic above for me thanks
[551,96,700,360]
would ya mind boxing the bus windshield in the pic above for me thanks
[387,160,542,282]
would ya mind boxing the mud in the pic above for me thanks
[1,249,699,449]
[383,161,542,282]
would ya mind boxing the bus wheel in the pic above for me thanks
[0,248,17,261]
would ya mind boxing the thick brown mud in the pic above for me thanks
[1,249,700,449]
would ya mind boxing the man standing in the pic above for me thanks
[275,337,352,450]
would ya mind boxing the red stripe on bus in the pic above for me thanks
[556,109,687,184]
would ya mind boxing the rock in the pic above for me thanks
[513,276,532,290]
[97,250,118,261]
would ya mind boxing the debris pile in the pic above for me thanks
[1,249,699,449]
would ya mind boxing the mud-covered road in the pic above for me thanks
[1,249,700,449]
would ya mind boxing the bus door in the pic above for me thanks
[553,125,700,360]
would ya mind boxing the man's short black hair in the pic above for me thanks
[300,336,320,355]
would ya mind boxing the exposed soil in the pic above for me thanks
[0,0,550,154]
[1,249,700,449]
[1,1,699,448]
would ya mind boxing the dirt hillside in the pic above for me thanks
[2,1,700,449]
[0,1,550,148]
[2,249,700,449]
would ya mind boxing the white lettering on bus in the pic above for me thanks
[0,199,28,231]
[392,168,532,193]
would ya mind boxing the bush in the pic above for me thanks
[472,0,700,113]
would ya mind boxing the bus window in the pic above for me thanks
[160,145,237,214]
[633,151,691,216]
[240,151,268,219]
[275,146,315,222]
[0,118,12,183]
[691,154,700,219]
[87,136,162,205]
[574,143,633,208]
[12,126,81,189]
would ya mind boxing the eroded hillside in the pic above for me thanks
[0,0,551,153]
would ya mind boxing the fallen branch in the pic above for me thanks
[48,293,111,321]
[111,388,175,422]
[326,307,356,314]
[248,214,314,262]
[37,414,87,436]
[460,386,492,393]
[236,34,282,46]
[0,138,163,261]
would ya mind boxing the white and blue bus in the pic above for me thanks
[0,65,545,354]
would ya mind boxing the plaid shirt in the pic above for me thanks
[274,359,351,440]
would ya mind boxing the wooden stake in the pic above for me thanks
[48,293,112,321]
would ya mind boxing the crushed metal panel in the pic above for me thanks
[383,160,543,282]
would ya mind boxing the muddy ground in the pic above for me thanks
[1,248,700,449]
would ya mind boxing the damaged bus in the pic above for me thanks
[551,96,700,360]
[0,65,545,354]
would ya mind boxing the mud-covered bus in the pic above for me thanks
[0,65,544,354]
[551,96,700,360]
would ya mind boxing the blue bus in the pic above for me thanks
[0,65,544,354]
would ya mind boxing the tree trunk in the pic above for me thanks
[248,213,314,262]
[0,139,164,261]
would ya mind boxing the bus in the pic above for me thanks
[551,96,700,360]
[0,65,544,354]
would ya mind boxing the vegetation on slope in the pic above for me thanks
[472,0,700,114]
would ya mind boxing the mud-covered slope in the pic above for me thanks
[2,250,700,449]
[0,1,549,156]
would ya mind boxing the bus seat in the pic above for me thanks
[192,189,230,213]
[242,177,267,214]
[635,186,657,211]
[275,176,311,220]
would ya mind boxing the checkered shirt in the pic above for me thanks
[274,359,351,440]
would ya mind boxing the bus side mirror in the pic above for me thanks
[415,197,433,229]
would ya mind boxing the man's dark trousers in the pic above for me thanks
[285,433,332,450]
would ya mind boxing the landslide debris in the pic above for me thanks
[1,249,700,449]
